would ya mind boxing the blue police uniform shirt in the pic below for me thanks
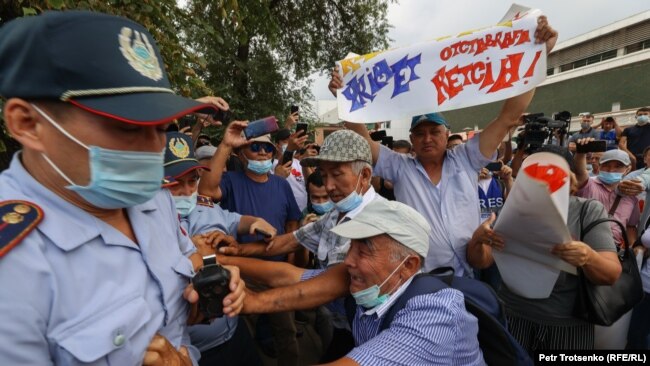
[219,171,301,260]
[179,202,241,352]
[0,154,198,365]
[180,200,241,239]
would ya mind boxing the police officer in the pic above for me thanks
[163,131,270,365]
[0,11,244,365]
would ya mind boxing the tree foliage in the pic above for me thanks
[0,0,392,170]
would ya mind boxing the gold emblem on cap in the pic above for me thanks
[118,27,163,81]
[13,204,31,215]
[169,138,190,159]
[2,212,23,224]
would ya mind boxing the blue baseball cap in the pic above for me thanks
[0,11,217,124]
[164,132,209,179]
[410,113,448,131]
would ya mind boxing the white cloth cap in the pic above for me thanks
[330,200,431,258]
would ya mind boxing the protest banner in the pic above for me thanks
[335,4,547,123]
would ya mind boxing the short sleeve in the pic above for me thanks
[283,180,302,222]
[582,200,617,252]
[628,200,641,227]
[374,144,408,183]
[576,178,596,197]
[219,172,234,204]
[453,133,494,171]
[219,208,242,236]
[295,219,323,253]
[622,128,631,138]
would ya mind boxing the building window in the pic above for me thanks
[547,68,554,76]
[625,39,650,54]
[558,49,619,72]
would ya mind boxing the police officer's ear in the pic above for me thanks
[3,98,47,152]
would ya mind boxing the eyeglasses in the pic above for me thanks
[249,142,274,153]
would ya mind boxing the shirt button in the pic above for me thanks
[113,334,126,347]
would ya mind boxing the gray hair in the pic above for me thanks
[365,235,424,269]
[350,161,372,175]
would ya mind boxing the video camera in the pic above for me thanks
[520,111,571,152]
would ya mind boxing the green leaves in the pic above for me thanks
[22,7,37,16]
[1,0,390,144]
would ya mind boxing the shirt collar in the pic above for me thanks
[362,271,420,317]
[5,153,157,251]
[336,186,378,224]
[593,176,615,191]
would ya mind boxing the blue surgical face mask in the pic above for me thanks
[598,171,624,185]
[586,164,593,173]
[33,104,164,209]
[637,115,650,126]
[352,256,409,309]
[247,159,273,175]
[173,191,198,217]
[311,200,334,215]
[335,172,364,213]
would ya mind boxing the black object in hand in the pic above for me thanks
[211,109,232,124]
[576,140,607,153]
[192,264,231,318]
[255,228,273,238]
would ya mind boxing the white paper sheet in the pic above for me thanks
[493,152,574,298]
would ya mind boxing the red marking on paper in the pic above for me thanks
[523,163,568,193]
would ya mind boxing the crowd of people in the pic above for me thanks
[1,9,649,366]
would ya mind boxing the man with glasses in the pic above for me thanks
[197,128,302,365]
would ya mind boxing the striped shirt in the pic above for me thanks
[348,278,485,366]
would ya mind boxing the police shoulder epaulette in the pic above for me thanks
[196,195,214,208]
[0,200,44,258]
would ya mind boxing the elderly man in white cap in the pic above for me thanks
[220,199,485,365]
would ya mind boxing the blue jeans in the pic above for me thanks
[627,292,650,349]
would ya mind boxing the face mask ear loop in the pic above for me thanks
[31,104,88,187]
[378,256,410,294]
[40,152,77,186]
[32,104,90,150]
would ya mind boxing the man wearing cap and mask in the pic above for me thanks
[196,124,302,365]
[574,142,639,247]
[164,132,273,366]
[221,200,484,365]
[331,17,558,276]
[0,11,245,366]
